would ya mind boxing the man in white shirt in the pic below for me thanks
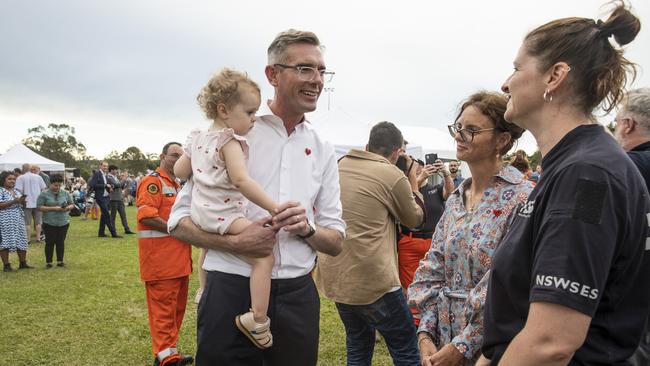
[15,163,46,243]
[168,29,345,366]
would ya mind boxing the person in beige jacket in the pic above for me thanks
[314,121,424,366]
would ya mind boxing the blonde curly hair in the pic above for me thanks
[197,68,260,120]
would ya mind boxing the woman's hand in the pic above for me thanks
[418,335,438,366]
[427,343,464,366]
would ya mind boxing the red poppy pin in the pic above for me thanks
[305,148,312,156]
[493,209,503,217]
[217,217,225,221]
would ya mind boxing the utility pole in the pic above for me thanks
[324,87,335,111]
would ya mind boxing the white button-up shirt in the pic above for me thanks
[168,101,346,279]
[15,172,46,208]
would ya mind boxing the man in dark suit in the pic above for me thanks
[90,161,121,238]
[107,165,134,235]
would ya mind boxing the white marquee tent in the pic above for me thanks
[0,144,65,171]
[307,108,458,160]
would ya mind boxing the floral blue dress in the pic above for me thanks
[0,188,28,252]
[408,165,533,364]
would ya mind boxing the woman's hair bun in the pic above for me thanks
[599,2,641,46]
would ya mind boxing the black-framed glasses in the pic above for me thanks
[274,64,335,83]
[447,123,497,143]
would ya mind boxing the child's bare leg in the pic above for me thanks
[198,248,207,290]
[248,254,274,323]
[228,218,274,323]
[195,248,208,304]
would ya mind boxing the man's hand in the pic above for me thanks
[433,159,449,176]
[171,216,277,258]
[272,201,309,236]
[234,217,277,258]
[417,164,437,187]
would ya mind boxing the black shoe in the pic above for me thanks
[152,354,193,366]
[46,263,53,269]
[3,264,14,272]
[111,234,123,238]
[98,234,108,238]
[124,230,135,234]
[179,355,194,365]
[18,262,33,269]
[57,262,65,267]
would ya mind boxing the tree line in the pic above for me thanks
[21,123,159,179]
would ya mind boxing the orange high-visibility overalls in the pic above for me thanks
[137,167,192,366]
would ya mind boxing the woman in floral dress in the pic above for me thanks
[408,91,534,365]
[0,171,30,272]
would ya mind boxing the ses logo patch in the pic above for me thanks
[535,274,599,300]
[518,199,535,218]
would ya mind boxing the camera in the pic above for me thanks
[396,155,408,173]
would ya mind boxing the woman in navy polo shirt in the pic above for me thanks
[480,3,649,365]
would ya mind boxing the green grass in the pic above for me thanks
[0,206,393,365]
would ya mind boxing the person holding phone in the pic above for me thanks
[37,174,74,268]
[0,171,29,272]
[408,91,533,365]
[397,155,453,324]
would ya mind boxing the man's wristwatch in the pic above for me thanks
[298,219,316,239]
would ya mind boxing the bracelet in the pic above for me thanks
[417,335,434,348]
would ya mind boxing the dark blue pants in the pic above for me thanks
[96,196,116,236]
[336,289,420,366]
[196,270,320,366]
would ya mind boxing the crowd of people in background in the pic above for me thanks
[0,162,144,271]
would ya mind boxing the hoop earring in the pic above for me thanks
[543,89,553,103]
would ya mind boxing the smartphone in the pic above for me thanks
[425,153,438,166]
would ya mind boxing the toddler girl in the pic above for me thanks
[175,68,277,349]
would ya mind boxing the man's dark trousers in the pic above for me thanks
[110,199,131,233]
[196,270,320,366]
[96,195,117,237]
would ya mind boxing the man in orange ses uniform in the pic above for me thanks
[137,142,193,366]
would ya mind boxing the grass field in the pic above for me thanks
[0,206,393,366]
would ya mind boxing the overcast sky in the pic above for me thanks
[1,0,649,158]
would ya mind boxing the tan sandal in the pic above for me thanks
[235,311,273,349]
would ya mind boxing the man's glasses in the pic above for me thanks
[274,64,335,83]
[447,123,498,143]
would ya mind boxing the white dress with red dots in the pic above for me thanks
[185,128,250,234]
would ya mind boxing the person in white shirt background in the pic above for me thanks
[15,163,46,243]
